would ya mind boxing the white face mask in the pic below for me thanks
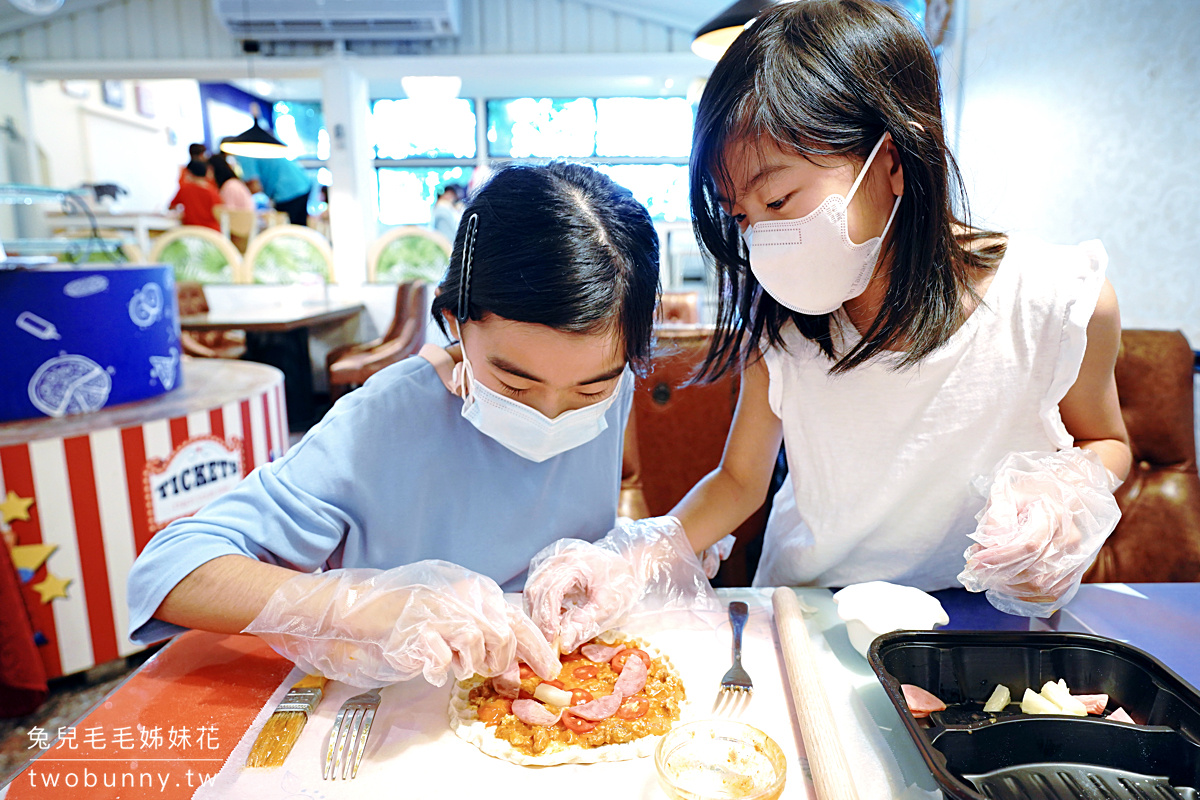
[743,135,901,315]
[452,331,626,463]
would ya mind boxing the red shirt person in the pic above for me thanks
[170,160,223,231]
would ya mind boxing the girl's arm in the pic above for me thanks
[155,554,297,634]
[671,356,784,551]
[1058,280,1132,479]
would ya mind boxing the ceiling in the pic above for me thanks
[0,0,730,37]
[3,0,732,100]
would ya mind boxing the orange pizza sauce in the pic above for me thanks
[468,638,685,756]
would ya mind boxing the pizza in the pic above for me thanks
[449,633,686,766]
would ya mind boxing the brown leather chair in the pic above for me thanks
[627,326,1200,587]
[622,325,770,586]
[326,281,429,401]
[656,291,701,325]
[175,281,246,359]
[1085,329,1200,582]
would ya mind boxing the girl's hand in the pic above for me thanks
[957,448,1121,617]
[243,561,559,688]
[524,516,720,652]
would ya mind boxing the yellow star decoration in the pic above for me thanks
[0,491,34,524]
[10,543,56,573]
[32,572,71,604]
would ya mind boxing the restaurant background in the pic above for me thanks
[0,0,1197,793]
[0,0,1197,659]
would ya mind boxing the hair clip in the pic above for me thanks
[456,212,480,324]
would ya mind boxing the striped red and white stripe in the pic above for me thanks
[0,375,286,678]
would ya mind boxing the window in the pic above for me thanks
[273,101,328,160]
[483,97,693,222]
[377,166,473,227]
[486,98,597,159]
[371,99,476,159]
[594,164,691,223]
[265,95,695,228]
[595,98,693,158]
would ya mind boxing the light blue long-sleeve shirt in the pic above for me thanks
[127,354,631,644]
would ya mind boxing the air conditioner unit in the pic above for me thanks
[213,0,461,41]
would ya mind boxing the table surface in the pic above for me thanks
[46,212,180,227]
[2,584,1196,800]
[179,301,365,333]
[0,359,283,447]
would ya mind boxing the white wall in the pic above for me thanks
[955,0,1200,343]
[25,78,205,214]
[953,0,1200,452]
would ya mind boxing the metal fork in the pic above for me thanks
[323,687,381,780]
[718,601,753,702]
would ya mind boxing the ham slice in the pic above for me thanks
[901,684,947,719]
[493,661,521,699]
[1107,707,1135,724]
[581,643,624,663]
[512,699,563,727]
[568,692,625,721]
[1072,693,1109,715]
[612,651,648,697]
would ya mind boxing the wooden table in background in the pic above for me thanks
[46,212,180,256]
[180,301,365,431]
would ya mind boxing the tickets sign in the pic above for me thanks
[145,436,245,532]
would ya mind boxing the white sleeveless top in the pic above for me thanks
[753,237,1108,590]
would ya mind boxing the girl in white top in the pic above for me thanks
[525,0,1131,641]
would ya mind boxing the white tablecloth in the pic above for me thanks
[194,590,816,800]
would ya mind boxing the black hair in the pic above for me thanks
[691,0,1005,380]
[188,143,207,159]
[431,162,660,371]
[208,153,237,188]
[185,159,208,178]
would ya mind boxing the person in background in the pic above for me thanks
[208,152,256,251]
[430,183,463,244]
[178,143,214,188]
[209,153,254,211]
[169,160,222,231]
[237,153,313,227]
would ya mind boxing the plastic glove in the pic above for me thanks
[524,516,719,653]
[957,448,1121,618]
[701,534,737,580]
[243,560,559,688]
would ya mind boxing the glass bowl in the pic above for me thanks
[654,720,787,800]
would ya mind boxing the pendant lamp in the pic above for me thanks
[220,0,288,159]
[691,0,776,61]
[220,117,288,159]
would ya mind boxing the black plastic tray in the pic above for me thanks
[867,631,1200,800]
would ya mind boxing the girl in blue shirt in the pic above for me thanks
[128,162,675,687]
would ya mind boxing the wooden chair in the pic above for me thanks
[1085,329,1200,582]
[243,224,334,285]
[214,204,258,253]
[326,281,430,400]
[149,226,243,284]
[368,226,452,284]
[175,281,246,360]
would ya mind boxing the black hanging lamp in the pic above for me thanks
[220,0,288,159]
[691,0,777,61]
[220,117,288,159]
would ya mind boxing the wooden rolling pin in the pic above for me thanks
[773,588,861,800]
